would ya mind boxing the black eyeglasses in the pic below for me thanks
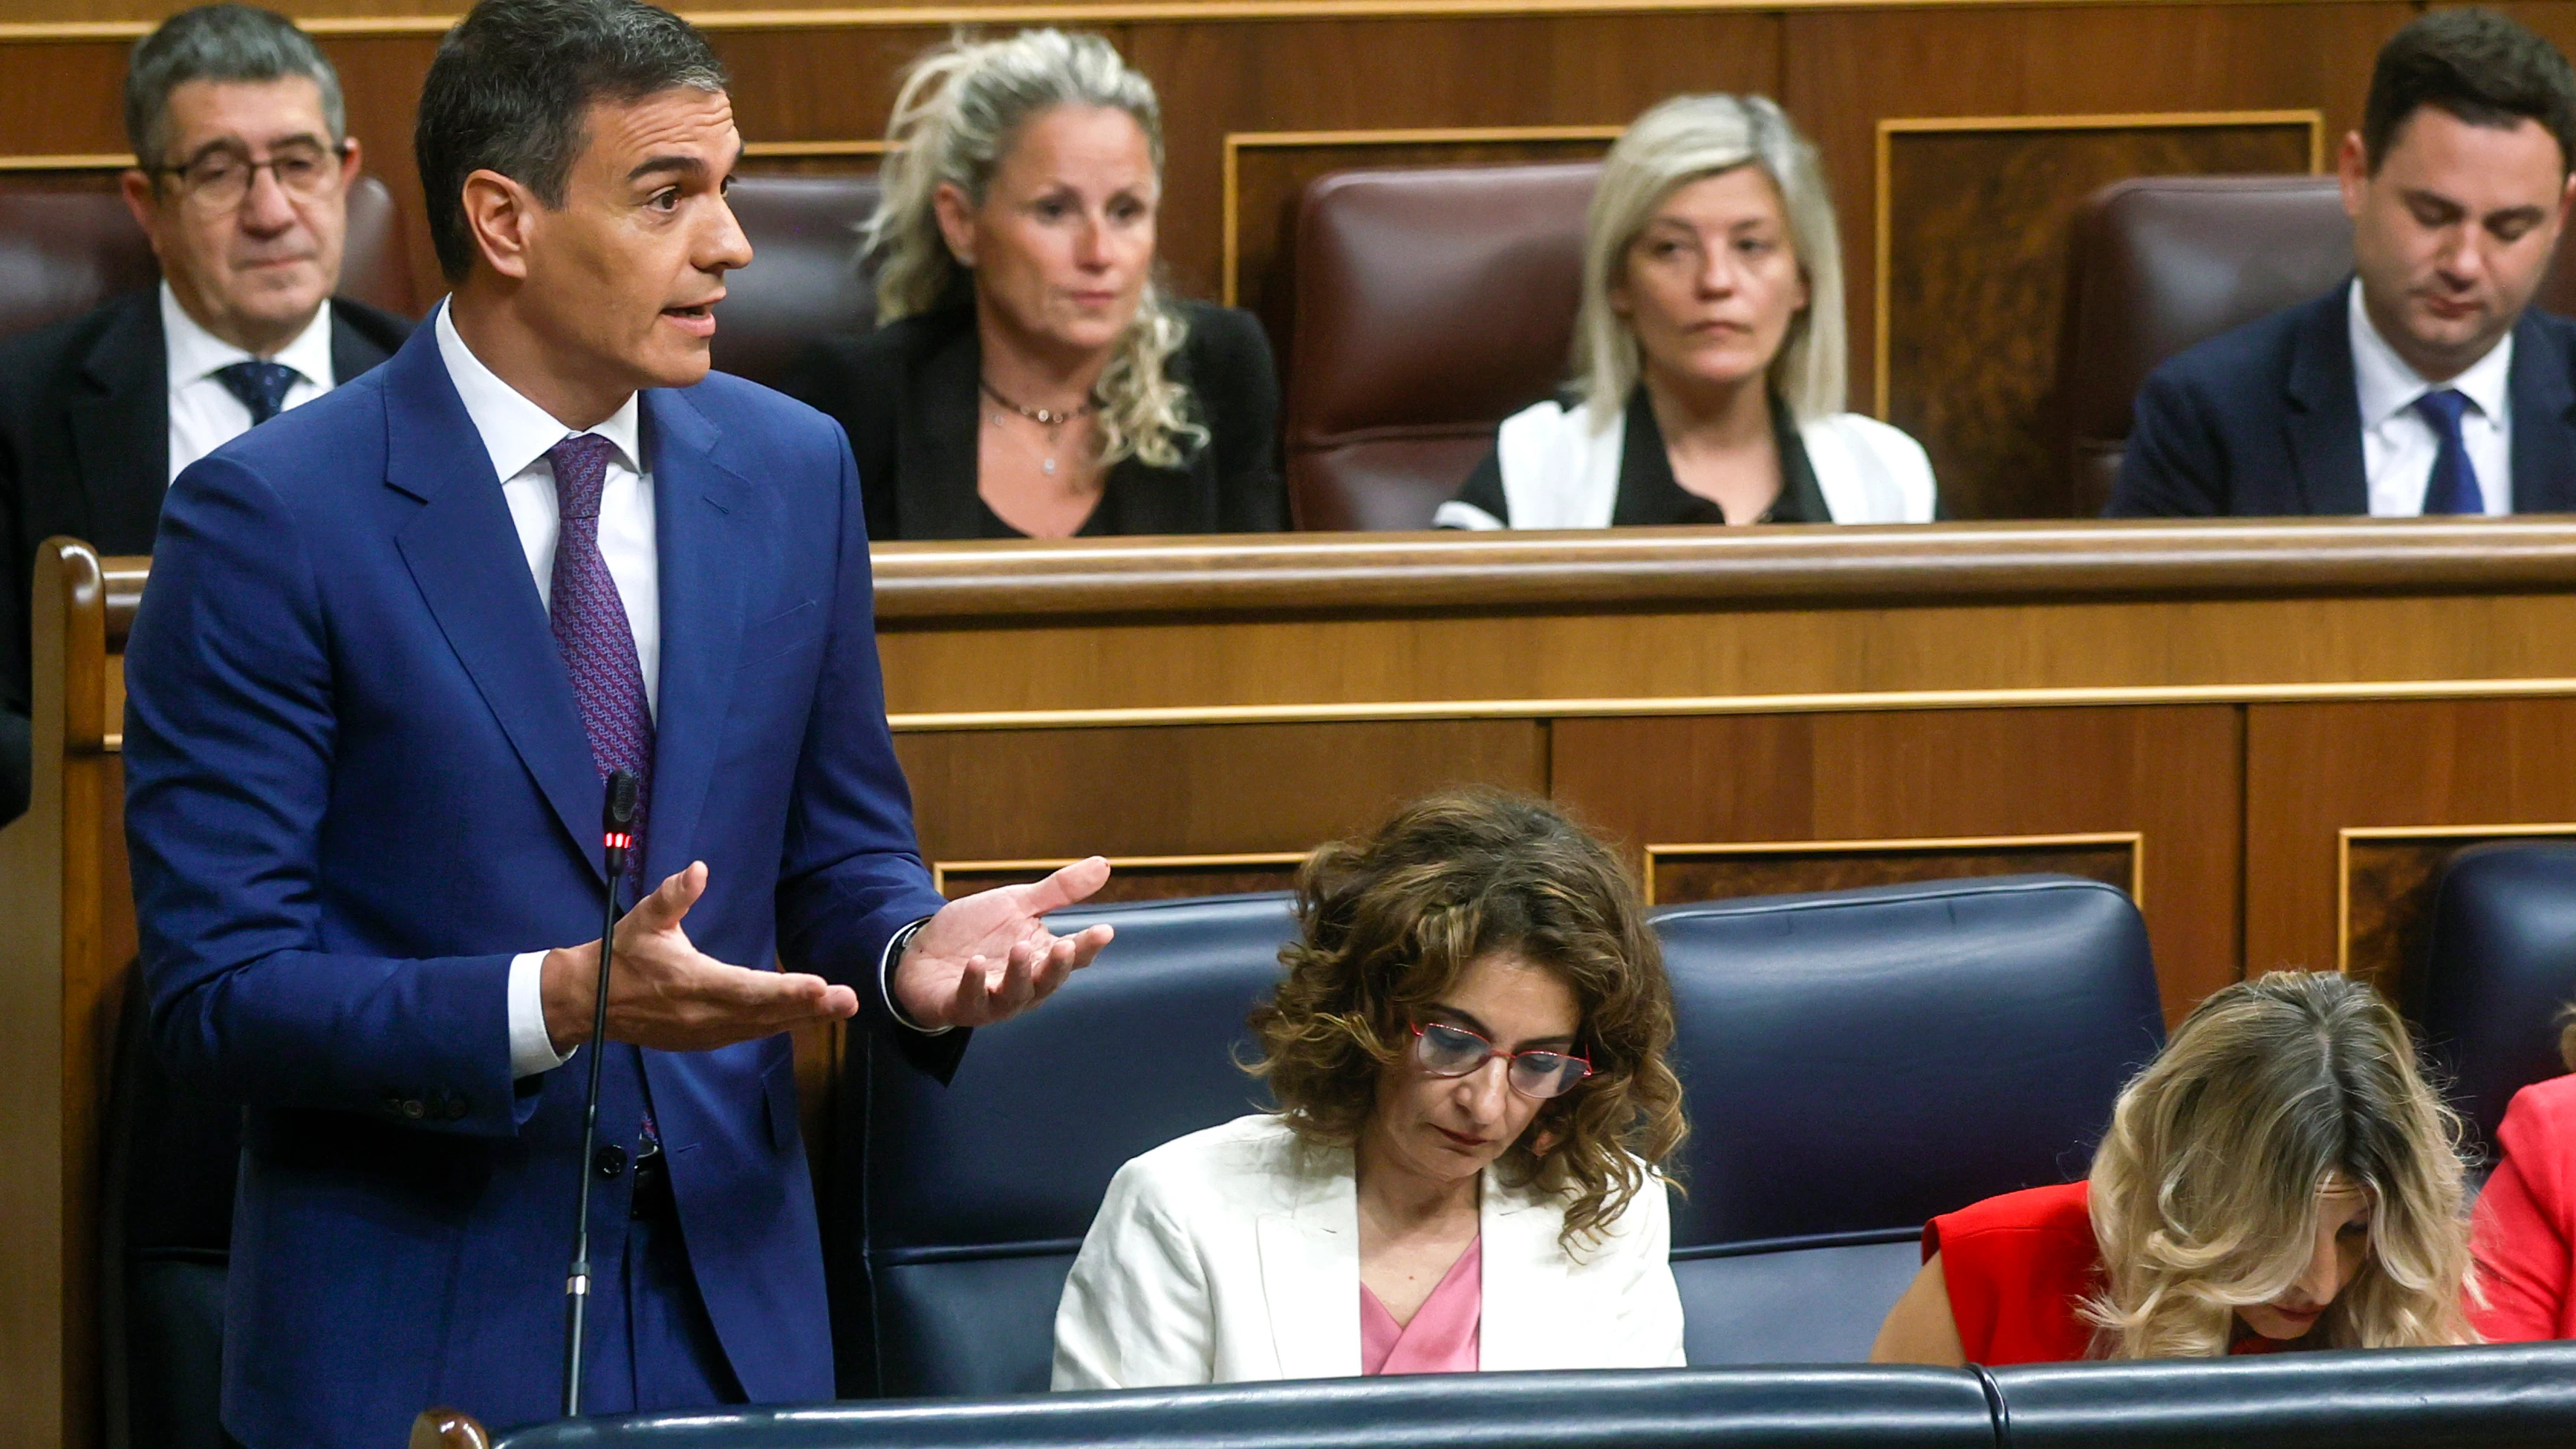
[149,139,352,211]
[1409,1020,1594,1099]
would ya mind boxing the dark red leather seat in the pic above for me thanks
[712,172,882,390]
[2057,173,2576,515]
[1284,162,1599,530]
[0,175,414,342]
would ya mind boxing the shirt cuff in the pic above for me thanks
[879,918,952,1037]
[508,949,577,1078]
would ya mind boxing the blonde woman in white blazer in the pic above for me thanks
[1054,791,1689,1390]
[1437,94,1937,530]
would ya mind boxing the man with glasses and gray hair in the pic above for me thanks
[0,2,410,824]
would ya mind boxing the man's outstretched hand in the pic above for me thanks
[541,861,861,1054]
[892,856,1116,1030]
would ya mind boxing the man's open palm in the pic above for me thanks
[893,856,1116,1029]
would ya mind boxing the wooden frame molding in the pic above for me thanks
[931,850,1310,893]
[2335,823,2576,974]
[0,152,131,172]
[741,139,889,160]
[0,0,2384,45]
[1220,124,1622,305]
[1643,831,2144,905]
[1871,108,2326,418]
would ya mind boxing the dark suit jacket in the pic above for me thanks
[0,288,410,823]
[123,322,954,1445]
[784,298,1286,539]
[2108,279,2576,518]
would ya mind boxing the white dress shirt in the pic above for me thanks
[162,282,335,482]
[435,302,936,1078]
[2351,281,2514,517]
[438,303,659,1079]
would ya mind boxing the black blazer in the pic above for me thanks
[2108,279,2576,517]
[0,287,411,821]
[785,298,1286,541]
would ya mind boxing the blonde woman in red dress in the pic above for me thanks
[1873,972,2477,1366]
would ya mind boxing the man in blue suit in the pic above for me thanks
[2110,9,2576,518]
[121,1,1114,1443]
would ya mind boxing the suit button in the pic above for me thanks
[596,1144,628,1178]
[401,1099,426,1120]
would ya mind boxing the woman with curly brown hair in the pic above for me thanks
[1051,789,1689,1388]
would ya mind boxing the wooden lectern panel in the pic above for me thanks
[22,520,2576,1442]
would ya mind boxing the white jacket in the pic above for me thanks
[1434,395,1938,529]
[1050,1113,1685,1389]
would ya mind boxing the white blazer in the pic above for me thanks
[1433,395,1938,530]
[1050,1113,1685,1390]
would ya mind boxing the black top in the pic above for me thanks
[784,297,1287,541]
[1451,385,1829,526]
[0,288,412,826]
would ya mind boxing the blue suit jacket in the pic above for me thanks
[2107,280,2576,516]
[122,323,954,1445]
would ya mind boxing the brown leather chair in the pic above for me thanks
[0,175,414,342]
[1284,162,1599,530]
[712,171,882,390]
[2058,173,2576,514]
[2057,176,2354,515]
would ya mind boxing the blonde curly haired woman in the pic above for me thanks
[1052,789,1689,1387]
[787,30,1284,540]
[1873,971,2476,1364]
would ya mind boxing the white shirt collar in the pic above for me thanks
[2349,279,2514,429]
[432,297,643,484]
[161,281,336,392]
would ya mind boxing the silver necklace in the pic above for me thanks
[980,379,1095,476]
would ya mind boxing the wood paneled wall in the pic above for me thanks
[7,0,2537,515]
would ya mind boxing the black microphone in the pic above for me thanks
[563,768,640,1417]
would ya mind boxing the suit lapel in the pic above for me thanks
[68,293,170,554]
[634,388,747,891]
[380,328,604,874]
[1258,1152,1359,1379]
[1475,1173,1569,1372]
[2508,311,2576,512]
[2283,281,2369,516]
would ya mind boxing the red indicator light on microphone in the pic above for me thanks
[602,832,633,850]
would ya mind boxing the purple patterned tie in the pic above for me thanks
[547,433,652,893]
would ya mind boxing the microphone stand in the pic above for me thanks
[564,769,640,1419]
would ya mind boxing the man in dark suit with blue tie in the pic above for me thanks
[0,4,410,827]
[2110,9,2576,518]
[121,1,1114,1443]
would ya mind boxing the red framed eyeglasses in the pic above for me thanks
[1409,1020,1594,1099]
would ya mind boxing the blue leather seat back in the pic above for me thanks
[1988,1341,2576,1448]
[2419,842,2576,1151]
[1653,876,2164,1364]
[843,893,1301,1398]
[493,1366,2000,1448]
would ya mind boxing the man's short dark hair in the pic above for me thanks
[414,0,727,281]
[125,4,345,165]
[2363,7,2576,175]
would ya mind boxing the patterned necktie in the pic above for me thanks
[2413,388,2487,515]
[546,433,653,893]
[213,359,299,426]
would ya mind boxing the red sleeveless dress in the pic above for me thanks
[1924,1181,2293,1364]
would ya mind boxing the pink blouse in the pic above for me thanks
[1359,1236,1483,1375]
